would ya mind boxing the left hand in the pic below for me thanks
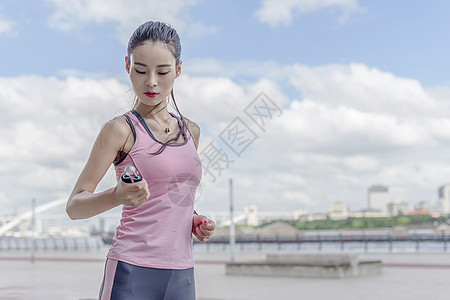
[192,214,216,242]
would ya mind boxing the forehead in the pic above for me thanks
[130,41,175,65]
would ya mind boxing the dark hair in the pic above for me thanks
[127,21,181,66]
[126,21,188,155]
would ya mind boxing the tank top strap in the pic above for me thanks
[128,110,191,147]
[122,113,136,141]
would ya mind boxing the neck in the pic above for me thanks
[134,100,170,120]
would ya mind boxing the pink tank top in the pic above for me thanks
[107,110,202,269]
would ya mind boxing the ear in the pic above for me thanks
[175,60,182,78]
[125,56,130,74]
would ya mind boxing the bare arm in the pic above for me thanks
[66,117,149,220]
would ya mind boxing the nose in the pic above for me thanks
[145,73,157,87]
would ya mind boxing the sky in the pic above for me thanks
[1,0,450,218]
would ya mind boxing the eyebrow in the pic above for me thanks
[134,62,173,68]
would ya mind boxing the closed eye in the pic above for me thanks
[159,71,170,75]
[135,69,146,74]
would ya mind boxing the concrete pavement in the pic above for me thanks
[1,251,450,299]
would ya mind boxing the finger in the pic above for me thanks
[135,189,150,199]
[129,193,148,206]
[194,217,207,228]
[196,226,212,238]
[195,226,205,237]
[195,230,208,242]
[199,222,213,232]
[124,183,143,192]
[130,187,149,198]
[199,220,215,231]
[201,222,215,230]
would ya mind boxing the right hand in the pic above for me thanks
[115,179,150,207]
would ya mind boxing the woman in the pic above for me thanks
[66,21,215,300]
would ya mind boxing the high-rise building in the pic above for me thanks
[439,184,450,214]
[368,185,389,214]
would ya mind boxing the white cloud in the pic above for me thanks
[174,74,248,126]
[255,0,363,27]
[280,99,435,155]
[178,60,450,212]
[0,19,11,35]
[2,59,450,215]
[0,12,13,36]
[45,0,215,44]
[0,75,130,214]
[289,63,441,117]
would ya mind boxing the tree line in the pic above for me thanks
[283,214,448,230]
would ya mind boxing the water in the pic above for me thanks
[193,241,450,253]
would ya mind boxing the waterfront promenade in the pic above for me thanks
[0,250,449,299]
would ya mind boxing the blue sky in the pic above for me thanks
[2,0,450,218]
[2,0,450,86]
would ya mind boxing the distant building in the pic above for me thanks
[293,210,311,220]
[415,199,443,215]
[368,185,389,214]
[415,200,428,211]
[388,202,409,216]
[349,211,389,218]
[408,209,429,215]
[244,205,259,226]
[439,184,450,214]
[303,213,328,222]
[329,202,349,220]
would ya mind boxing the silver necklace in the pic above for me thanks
[152,115,171,133]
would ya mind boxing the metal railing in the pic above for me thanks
[194,232,450,253]
[0,236,105,251]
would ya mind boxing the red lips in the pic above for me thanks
[144,92,159,98]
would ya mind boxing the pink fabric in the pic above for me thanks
[99,259,118,300]
[107,111,202,269]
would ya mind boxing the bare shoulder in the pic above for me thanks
[101,116,129,136]
[184,117,200,137]
[184,117,200,149]
[98,115,133,150]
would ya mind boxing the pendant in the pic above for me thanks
[165,128,170,133]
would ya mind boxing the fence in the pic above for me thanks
[194,232,450,253]
[0,236,105,251]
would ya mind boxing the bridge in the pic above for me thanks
[0,199,68,236]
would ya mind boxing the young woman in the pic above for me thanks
[66,21,215,300]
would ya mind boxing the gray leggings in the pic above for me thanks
[99,259,195,300]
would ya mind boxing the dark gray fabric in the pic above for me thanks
[110,261,195,300]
